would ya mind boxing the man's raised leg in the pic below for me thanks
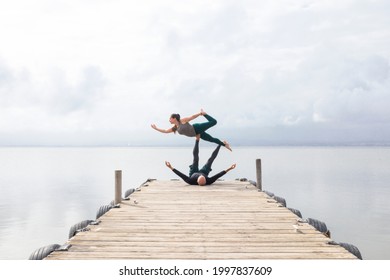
[200,144,221,176]
[189,135,200,176]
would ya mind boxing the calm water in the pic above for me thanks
[0,146,389,260]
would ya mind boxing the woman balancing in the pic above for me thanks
[151,109,232,151]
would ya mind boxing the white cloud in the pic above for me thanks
[1,0,390,145]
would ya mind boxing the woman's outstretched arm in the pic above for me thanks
[151,124,174,133]
[180,109,205,123]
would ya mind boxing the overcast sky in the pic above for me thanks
[1,0,390,146]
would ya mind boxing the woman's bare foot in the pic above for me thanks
[224,141,232,151]
[200,109,206,115]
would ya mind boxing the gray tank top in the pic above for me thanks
[177,122,196,137]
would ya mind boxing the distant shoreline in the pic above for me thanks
[1,144,390,148]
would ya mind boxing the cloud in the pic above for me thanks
[1,0,390,146]
[43,66,107,114]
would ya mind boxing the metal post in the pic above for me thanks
[115,170,122,205]
[256,159,262,191]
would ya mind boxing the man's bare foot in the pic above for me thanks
[224,141,232,151]
[201,109,206,115]
[196,134,201,140]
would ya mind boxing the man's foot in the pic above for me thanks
[196,134,201,140]
[201,109,206,116]
[224,141,232,151]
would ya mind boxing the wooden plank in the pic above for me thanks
[46,180,357,260]
[47,251,356,260]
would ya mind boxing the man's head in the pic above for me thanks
[197,175,206,186]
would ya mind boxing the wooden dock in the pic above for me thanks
[46,179,358,260]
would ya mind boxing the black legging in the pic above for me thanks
[189,140,221,176]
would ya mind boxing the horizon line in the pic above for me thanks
[1,143,390,148]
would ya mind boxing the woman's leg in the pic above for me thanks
[194,114,232,151]
[200,131,225,146]
[192,114,217,134]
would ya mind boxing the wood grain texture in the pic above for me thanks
[46,180,356,259]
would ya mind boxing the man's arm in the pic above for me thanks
[206,164,237,185]
[225,163,236,172]
[165,161,192,185]
[206,170,227,185]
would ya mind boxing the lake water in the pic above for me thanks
[0,146,389,260]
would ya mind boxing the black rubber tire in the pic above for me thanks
[273,195,286,207]
[68,219,94,239]
[306,218,328,233]
[248,180,257,186]
[339,242,363,259]
[288,207,302,218]
[96,204,113,219]
[263,190,274,197]
[28,244,60,260]
[124,188,135,198]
